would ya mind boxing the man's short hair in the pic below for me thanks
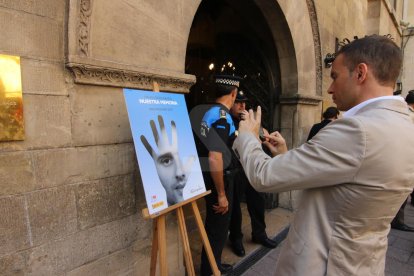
[215,84,237,97]
[214,75,242,97]
[323,106,339,119]
[337,35,402,86]
[406,90,414,104]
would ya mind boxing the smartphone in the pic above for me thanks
[259,126,266,141]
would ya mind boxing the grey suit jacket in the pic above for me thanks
[233,99,414,276]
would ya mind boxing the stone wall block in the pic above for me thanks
[0,251,26,275]
[33,143,136,188]
[0,0,66,20]
[71,85,132,146]
[0,95,72,151]
[180,0,202,33]
[0,151,38,196]
[299,105,320,129]
[280,105,296,128]
[23,95,71,148]
[66,246,138,276]
[92,1,188,72]
[281,128,293,150]
[402,38,414,95]
[134,171,148,211]
[1,213,139,275]
[21,58,68,96]
[132,204,152,244]
[76,175,137,230]
[26,186,78,246]
[278,57,298,94]
[54,215,138,273]
[0,196,30,255]
[0,7,62,60]
[24,242,58,275]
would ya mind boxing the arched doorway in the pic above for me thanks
[185,0,296,208]
[185,0,281,131]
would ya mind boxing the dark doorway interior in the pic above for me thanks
[185,0,281,131]
[185,0,281,208]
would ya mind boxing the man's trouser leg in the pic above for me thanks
[411,190,414,206]
[245,178,267,240]
[392,199,407,225]
[229,171,244,243]
[200,173,234,276]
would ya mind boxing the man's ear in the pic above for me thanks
[232,88,238,98]
[356,63,368,82]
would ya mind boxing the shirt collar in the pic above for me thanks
[343,96,405,118]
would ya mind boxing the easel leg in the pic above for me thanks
[191,201,221,276]
[157,215,168,276]
[177,207,195,276]
[150,220,158,276]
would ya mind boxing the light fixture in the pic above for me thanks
[324,53,335,68]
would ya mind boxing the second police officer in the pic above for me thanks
[228,90,277,258]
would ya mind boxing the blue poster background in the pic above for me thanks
[124,89,205,214]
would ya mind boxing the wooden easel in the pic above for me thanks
[141,82,220,276]
[142,191,220,276]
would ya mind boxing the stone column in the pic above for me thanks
[276,94,322,210]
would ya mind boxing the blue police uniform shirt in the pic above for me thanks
[199,104,237,171]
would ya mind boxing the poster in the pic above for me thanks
[124,89,206,214]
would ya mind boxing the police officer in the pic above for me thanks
[198,75,241,275]
[228,90,277,257]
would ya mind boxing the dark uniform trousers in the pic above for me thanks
[200,171,235,276]
[392,198,408,225]
[229,169,267,242]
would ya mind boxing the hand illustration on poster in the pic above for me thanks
[124,89,206,215]
[140,115,195,206]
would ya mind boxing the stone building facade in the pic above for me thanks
[0,0,408,274]
[401,0,414,96]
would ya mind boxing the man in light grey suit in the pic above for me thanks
[233,35,414,275]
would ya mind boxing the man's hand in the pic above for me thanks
[140,115,195,205]
[213,194,229,214]
[262,128,271,142]
[262,131,288,157]
[238,106,262,140]
[239,109,249,121]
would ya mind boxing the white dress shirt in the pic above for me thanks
[343,95,405,118]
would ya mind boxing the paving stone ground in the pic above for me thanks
[241,198,414,276]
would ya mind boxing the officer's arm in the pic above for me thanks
[208,151,225,196]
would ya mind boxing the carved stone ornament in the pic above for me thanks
[78,0,92,56]
[67,63,196,93]
[279,94,322,105]
[66,0,196,92]
[306,0,322,96]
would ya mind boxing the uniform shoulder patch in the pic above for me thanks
[200,121,208,137]
[219,108,227,119]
